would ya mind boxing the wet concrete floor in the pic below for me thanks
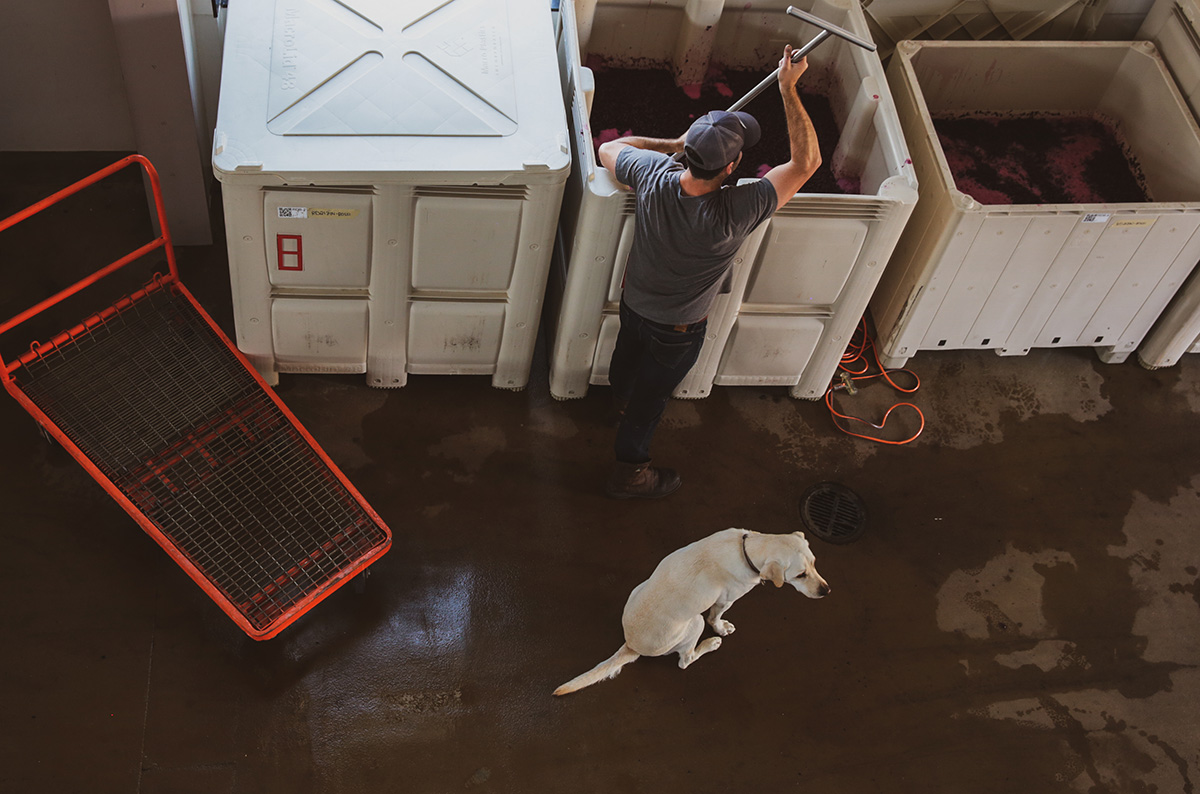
[1,153,1198,793]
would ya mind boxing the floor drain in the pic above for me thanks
[800,482,867,544]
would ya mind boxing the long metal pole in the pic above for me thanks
[727,30,830,112]
[726,6,877,113]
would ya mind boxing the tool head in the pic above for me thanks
[786,6,877,52]
[683,110,762,172]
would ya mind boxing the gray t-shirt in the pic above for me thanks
[615,147,777,325]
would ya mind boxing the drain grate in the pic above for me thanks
[800,482,866,544]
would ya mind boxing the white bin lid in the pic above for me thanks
[214,0,570,180]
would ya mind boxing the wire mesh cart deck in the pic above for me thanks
[0,155,392,639]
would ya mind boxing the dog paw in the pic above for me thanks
[680,637,723,668]
[714,620,736,636]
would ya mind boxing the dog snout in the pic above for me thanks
[818,583,831,597]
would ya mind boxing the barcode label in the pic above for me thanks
[277,207,308,219]
[1081,213,1110,224]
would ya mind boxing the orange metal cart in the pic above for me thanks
[0,155,392,639]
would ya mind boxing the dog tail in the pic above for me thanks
[553,644,641,696]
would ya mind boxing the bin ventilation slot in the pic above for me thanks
[777,208,890,220]
[15,284,391,633]
[738,304,834,318]
[800,482,867,544]
[414,185,528,201]
[777,199,890,220]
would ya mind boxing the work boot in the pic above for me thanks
[605,460,681,499]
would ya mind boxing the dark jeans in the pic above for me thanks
[609,299,706,464]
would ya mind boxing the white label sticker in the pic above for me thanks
[277,206,308,219]
[1081,213,1110,224]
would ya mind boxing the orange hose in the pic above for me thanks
[824,318,924,445]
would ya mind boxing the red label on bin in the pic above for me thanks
[277,234,303,271]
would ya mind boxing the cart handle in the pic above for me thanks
[0,154,179,344]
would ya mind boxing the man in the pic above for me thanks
[597,45,822,499]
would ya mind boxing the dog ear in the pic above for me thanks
[760,561,786,588]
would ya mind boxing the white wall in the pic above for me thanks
[0,0,218,244]
[107,0,214,244]
[0,0,136,151]
[187,0,227,161]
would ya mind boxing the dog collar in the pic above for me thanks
[741,533,761,577]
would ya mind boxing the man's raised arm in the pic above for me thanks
[762,45,822,210]
[599,135,686,180]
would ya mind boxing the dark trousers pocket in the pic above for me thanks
[648,334,702,371]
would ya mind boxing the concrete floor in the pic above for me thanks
[1,153,1198,793]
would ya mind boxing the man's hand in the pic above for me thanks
[778,45,809,97]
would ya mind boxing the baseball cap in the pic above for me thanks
[683,110,762,171]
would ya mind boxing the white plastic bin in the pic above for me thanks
[546,0,918,401]
[213,0,570,389]
[1136,0,1200,368]
[862,0,1097,58]
[869,40,1200,369]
